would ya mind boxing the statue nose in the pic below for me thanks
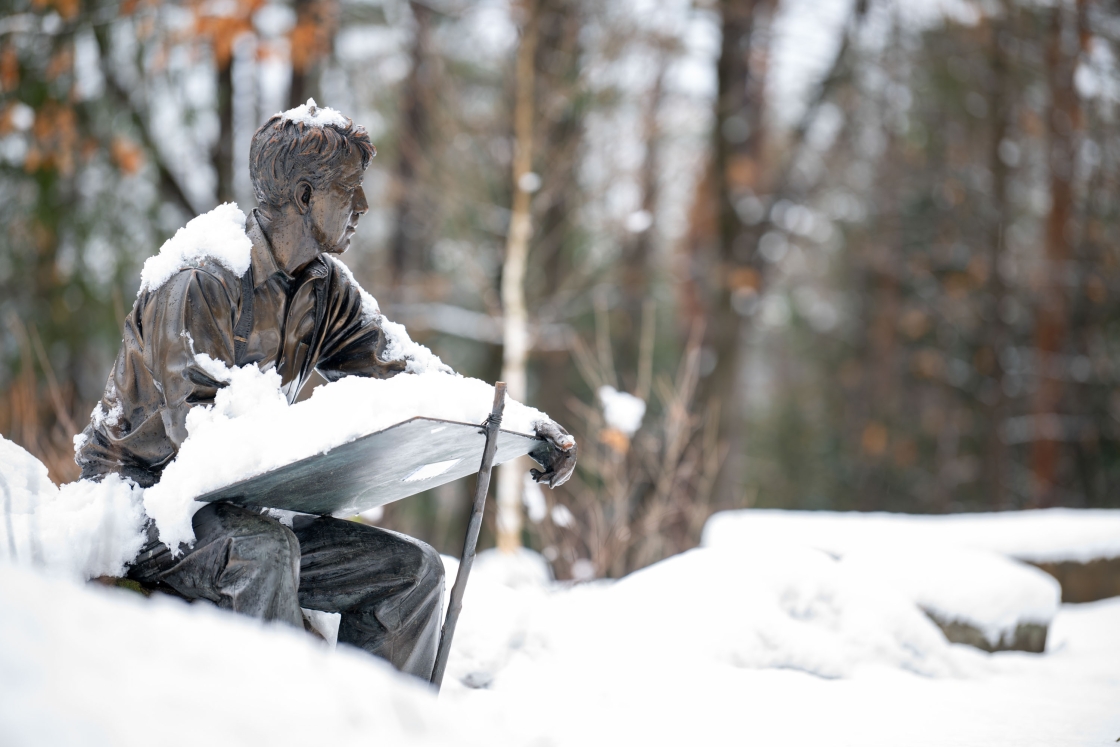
[353,186,369,215]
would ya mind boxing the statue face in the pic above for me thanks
[309,147,368,255]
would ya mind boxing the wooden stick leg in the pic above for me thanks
[429,382,507,689]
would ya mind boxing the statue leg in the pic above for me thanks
[292,516,445,679]
[127,502,303,627]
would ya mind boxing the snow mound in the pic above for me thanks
[439,545,958,695]
[0,437,146,580]
[598,385,645,436]
[278,97,350,128]
[0,562,492,747]
[703,508,1120,564]
[143,356,550,550]
[598,546,957,678]
[841,545,1061,645]
[138,203,251,294]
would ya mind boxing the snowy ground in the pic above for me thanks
[3,513,1119,747]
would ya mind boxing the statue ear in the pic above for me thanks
[294,180,313,214]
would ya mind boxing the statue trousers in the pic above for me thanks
[127,502,444,679]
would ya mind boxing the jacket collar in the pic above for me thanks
[245,209,289,286]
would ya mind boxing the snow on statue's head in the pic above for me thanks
[249,99,376,213]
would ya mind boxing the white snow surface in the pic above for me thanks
[435,545,1119,746]
[3,531,1119,746]
[0,437,146,580]
[597,385,645,436]
[278,97,351,128]
[703,508,1120,564]
[143,357,548,549]
[137,203,252,294]
[0,561,492,747]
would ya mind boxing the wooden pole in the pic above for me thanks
[429,382,506,689]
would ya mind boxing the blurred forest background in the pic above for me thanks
[2,0,1119,580]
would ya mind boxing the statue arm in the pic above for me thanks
[315,258,458,379]
[143,268,240,445]
[77,268,238,484]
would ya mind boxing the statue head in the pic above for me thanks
[249,100,375,256]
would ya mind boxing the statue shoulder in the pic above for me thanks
[323,255,382,321]
[137,204,253,297]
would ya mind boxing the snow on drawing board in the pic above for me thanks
[197,417,543,517]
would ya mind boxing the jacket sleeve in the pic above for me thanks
[76,268,239,485]
[314,259,445,381]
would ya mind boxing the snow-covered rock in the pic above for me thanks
[702,508,1120,564]
[841,544,1060,649]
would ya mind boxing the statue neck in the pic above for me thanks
[255,207,321,277]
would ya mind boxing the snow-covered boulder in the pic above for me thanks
[703,509,1120,606]
[841,545,1060,652]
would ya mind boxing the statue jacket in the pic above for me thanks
[76,210,407,488]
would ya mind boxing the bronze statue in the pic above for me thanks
[76,102,576,678]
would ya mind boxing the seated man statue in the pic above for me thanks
[74,102,576,679]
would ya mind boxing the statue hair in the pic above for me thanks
[249,113,375,211]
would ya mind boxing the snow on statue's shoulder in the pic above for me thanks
[138,203,252,294]
[279,98,349,128]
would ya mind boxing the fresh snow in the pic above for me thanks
[278,97,350,128]
[2,523,1119,746]
[137,203,252,294]
[597,385,645,436]
[436,545,1119,747]
[139,357,548,550]
[703,508,1120,564]
[0,562,491,747]
[0,438,146,580]
[7,354,549,569]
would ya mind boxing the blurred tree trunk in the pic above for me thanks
[1031,1,1085,506]
[618,58,665,390]
[497,0,539,552]
[390,1,434,284]
[982,11,1013,509]
[701,0,773,506]
[533,0,586,432]
[213,63,234,204]
[288,0,337,109]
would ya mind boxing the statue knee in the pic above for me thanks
[413,540,445,591]
[226,516,300,579]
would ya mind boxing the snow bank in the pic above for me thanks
[841,545,1061,644]
[137,203,251,294]
[144,357,549,550]
[278,97,350,128]
[703,508,1120,564]
[0,562,493,747]
[0,437,146,580]
[440,545,957,692]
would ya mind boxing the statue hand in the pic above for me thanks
[529,420,577,488]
